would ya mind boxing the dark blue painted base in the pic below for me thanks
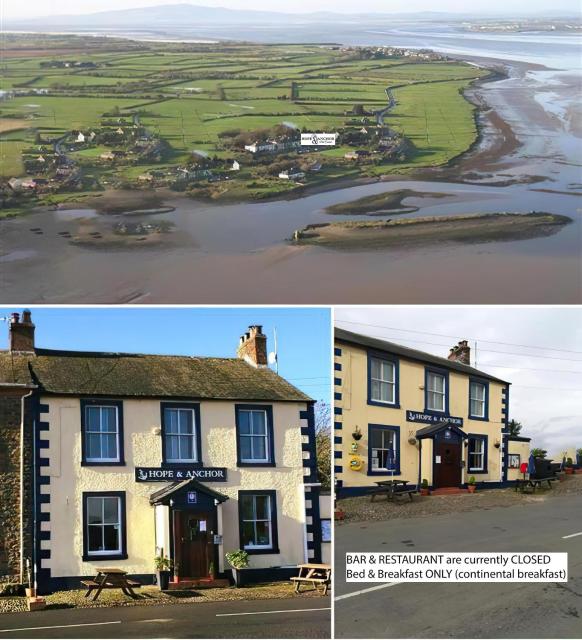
[337,480,518,499]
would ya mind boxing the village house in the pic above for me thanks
[231,160,240,171]
[244,141,278,154]
[8,177,37,191]
[0,313,324,592]
[334,328,531,496]
[278,167,305,180]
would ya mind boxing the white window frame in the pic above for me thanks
[85,405,120,463]
[469,437,485,471]
[469,381,486,418]
[427,371,446,412]
[370,357,396,405]
[86,496,122,556]
[241,494,273,550]
[239,409,270,463]
[164,407,198,463]
[370,428,397,471]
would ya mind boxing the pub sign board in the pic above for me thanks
[406,411,463,427]
[135,467,228,482]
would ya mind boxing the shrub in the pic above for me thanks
[225,549,249,570]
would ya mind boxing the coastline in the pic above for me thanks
[6,52,525,217]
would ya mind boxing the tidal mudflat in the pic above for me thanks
[1,32,580,303]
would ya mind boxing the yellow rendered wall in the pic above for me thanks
[506,440,532,481]
[40,396,308,578]
[335,341,506,487]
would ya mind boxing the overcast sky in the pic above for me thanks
[3,0,579,19]
[335,307,582,457]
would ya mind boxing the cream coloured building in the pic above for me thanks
[334,328,530,496]
[0,313,324,592]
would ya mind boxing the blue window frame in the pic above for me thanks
[468,378,489,421]
[467,434,488,474]
[82,491,127,561]
[367,350,400,408]
[367,424,400,476]
[81,399,125,466]
[235,405,275,467]
[238,490,279,555]
[161,402,202,466]
[424,367,449,416]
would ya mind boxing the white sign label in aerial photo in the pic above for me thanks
[301,133,337,146]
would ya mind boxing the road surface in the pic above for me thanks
[0,596,331,639]
[335,495,582,638]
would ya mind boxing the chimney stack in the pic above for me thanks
[9,310,36,353]
[447,340,470,365]
[237,325,268,368]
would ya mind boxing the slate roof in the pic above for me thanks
[415,421,469,439]
[335,328,509,385]
[0,348,311,402]
[150,479,229,505]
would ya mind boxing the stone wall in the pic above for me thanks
[0,388,34,582]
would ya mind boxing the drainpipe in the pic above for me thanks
[417,439,422,488]
[0,383,37,584]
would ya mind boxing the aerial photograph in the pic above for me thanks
[0,0,581,302]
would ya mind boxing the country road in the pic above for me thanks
[0,596,331,639]
[335,495,582,638]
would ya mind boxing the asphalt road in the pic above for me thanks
[0,596,331,639]
[335,495,582,638]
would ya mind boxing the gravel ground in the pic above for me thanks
[337,473,582,525]
[0,581,324,615]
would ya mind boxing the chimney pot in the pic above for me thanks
[237,324,268,368]
[447,339,470,365]
[9,310,35,353]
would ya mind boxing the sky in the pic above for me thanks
[0,307,331,403]
[3,0,578,19]
[335,307,582,456]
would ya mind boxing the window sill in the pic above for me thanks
[244,548,280,555]
[82,553,128,562]
[468,470,488,475]
[367,400,400,409]
[468,415,489,422]
[161,461,204,467]
[237,462,276,467]
[81,460,125,467]
[367,470,402,477]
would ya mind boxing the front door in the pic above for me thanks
[433,440,462,488]
[175,511,214,579]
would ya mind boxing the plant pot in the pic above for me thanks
[565,467,574,475]
[420,488,429,496]
[467,485,476,493]
[157,570,171,591]
[334,509,345,521]
[231,567,246,588]
[25,587,36,599]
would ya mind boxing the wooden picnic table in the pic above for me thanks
[81,568,141,601]
[290,563,331,595]
[514,477,557,493]
[369,479,417,502]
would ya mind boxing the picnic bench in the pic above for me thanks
[290,563,331,595]
[369,480,418,502]
[81,568,141,601]
[514,477,557,493]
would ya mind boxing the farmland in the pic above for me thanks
[0,34,489,207]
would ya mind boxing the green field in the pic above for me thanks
[0,34,488,198]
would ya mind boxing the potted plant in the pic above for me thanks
[225,549,249,588]
[565,458,574,474]
[420,479,429,496]
[351,426,362,441]
[467,476,476,493]
[154,554,173,591]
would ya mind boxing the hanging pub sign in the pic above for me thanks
[406,411,463,427]
[134,467,228,482]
